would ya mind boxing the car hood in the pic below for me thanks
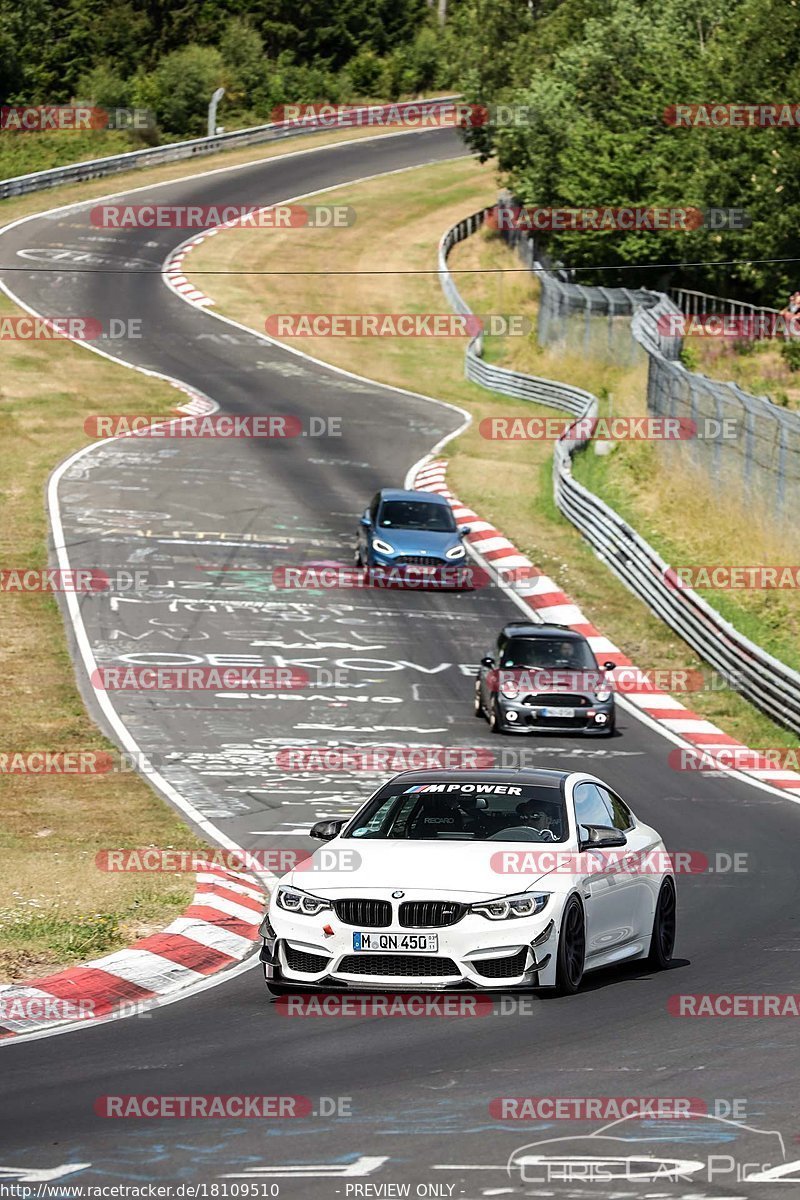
[375,527,460,554]
[282,839,558,899]
[496,665,612,699]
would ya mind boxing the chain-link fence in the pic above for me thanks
[499,211,800,520]
[439,205,800,734]
[501,223,655,367]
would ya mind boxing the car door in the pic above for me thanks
[573,781,640,959]
[359,493,380,560]
[480,631,505,708]
[596,784,661,941]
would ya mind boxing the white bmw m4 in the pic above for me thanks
[260,768,676,995]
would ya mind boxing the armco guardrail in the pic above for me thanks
[438,211,596,420]
[439,205,800,734]
[0,98,461,200]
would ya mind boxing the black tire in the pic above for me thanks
[354,543,364,566]
[473,680,485,717]
[554,897,586,995]
[488,696,505,735]
[647,877,677,969]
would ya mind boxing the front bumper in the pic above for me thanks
[261,909,556,990]
[367,551,472,590]
[497,698,615,734]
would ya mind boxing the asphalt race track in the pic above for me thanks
[1,127,799,1197]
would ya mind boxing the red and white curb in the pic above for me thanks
[174,393,217,417]
[0,862,265,1039]
[164,227,224,308]
[412,458,800,793]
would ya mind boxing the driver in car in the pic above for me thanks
[515,798,561,839]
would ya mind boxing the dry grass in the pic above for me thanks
[187,159,799,751]
[689,337,800,409]
[0,124,397,981]
[0,290,207,981]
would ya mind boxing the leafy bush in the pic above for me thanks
[347,48,385,95]
[135,45,226,138]
[779,339,800,373]
[75,63,131,110]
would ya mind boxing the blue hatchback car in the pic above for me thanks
[355,488,471,573]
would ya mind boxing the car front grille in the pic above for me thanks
[471,949,529,978]
[522,693,591,707]
[394,556,447,566]
[338,954,460,978]
[333,899,392,927]
[399,900,466,928]
[285,946,331,973]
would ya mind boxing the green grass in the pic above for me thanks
[0,129,144,179]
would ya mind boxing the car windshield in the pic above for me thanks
[344,781,568,842]
[379,500,456,532]
[501,637,597,670]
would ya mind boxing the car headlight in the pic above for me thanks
[595,688,612,701]
[500,677,519,699]
[372,537,394,555]
[445,544,466,559]
[470,892,550,920]
[275,886,332,916]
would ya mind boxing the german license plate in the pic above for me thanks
[353,932,438,952]
[541,706,575,718]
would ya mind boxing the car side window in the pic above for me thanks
[598,786,634,831]
[369,494,380,523]
[573,782,614,833]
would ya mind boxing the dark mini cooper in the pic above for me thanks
[474,622,617,736]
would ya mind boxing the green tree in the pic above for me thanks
[140,45,226,137]
[220,18,268,105]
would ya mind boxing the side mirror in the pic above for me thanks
[359,511,372,528]
[481,655,495,668]
[458,525,472,537]
[579,824,627,851]
[603,661,617,671]
[310,818,346,841]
